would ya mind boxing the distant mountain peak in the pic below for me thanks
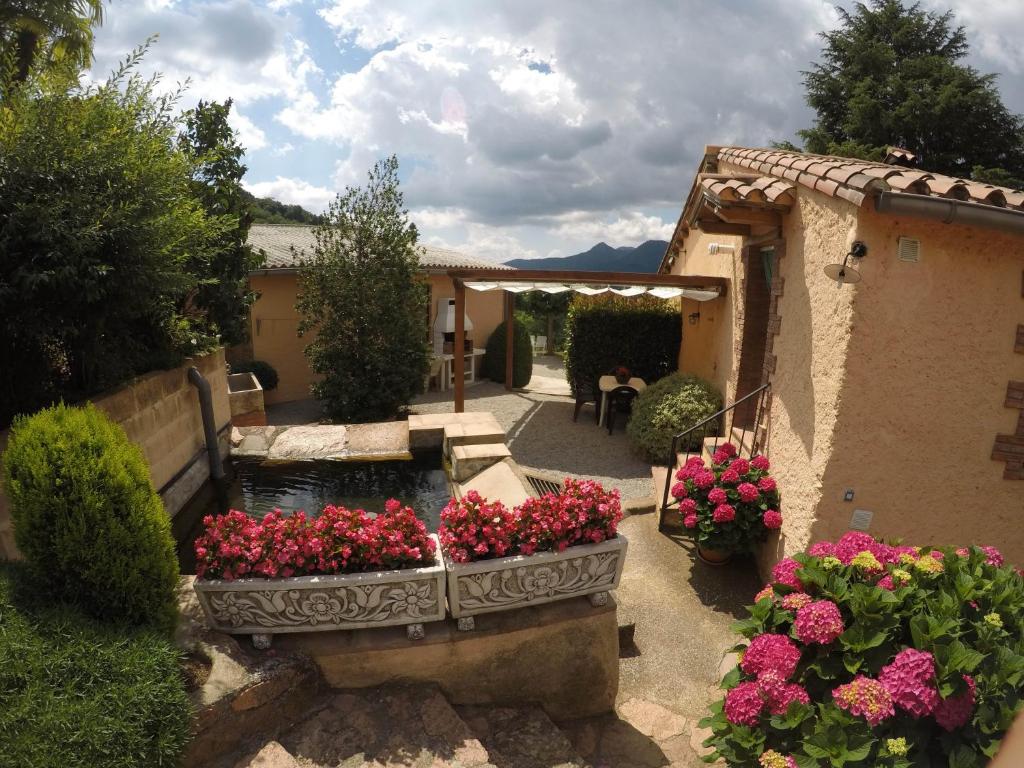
[504,239,668,273]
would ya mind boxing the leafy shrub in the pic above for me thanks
[482,316,533,387]
[626,373,721,461]
[2,403,180,631]
[231,359,279,390]
[0,562,191,768]
[564,294,681,395]
[670,443,781,554]
[701,533,1024,767]
[195,500,436,580]
[438,479,623,563]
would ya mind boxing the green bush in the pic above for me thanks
[0,562,191,768]
[2,403,180,632]
[231,359,279,390]
[626,373,722,461]
[482,317,534,388]
[564,295,681,394]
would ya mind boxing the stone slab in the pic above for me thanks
[455,458,532,509]
[267,425,349,460]
[234,741,300,768]
[344,421,411,459]
[452,443,512,482]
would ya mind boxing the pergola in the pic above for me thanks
[445,268,729,412]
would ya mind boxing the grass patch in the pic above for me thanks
[0,562,191,767]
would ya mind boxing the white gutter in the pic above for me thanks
[875,192,1024,236]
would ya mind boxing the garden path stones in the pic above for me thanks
[234,741,300,768]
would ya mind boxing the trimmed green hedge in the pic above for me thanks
[482,317,533,388]
[2,403,180,632]
[626,373,722,461]
[0,562,191,768]
[564,295,681,394]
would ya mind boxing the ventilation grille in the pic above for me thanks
[897,237,921,263]
[524,473,563,496]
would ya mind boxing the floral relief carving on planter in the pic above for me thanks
[444,534,628,618]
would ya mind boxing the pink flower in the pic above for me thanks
[679,498,697,515]
[980,546,1004,567]
[720,468,740,484]
[750,455,770,471]
[731,458,750,476]
[879,649,939,718]
[833,676,895,726]
[708,487,728,505]
[737,482,760,502]
[719,443,738,459]
[753,585,775,603]
[807,541,835,558]
[670,482,687,500]
[763,509,783,529]
[794,600,844,644]
[934,675,977,731]
[693,470,716,489]
[712,504,736,523]
[724,681,763,726]
[769,684,810,715]
[757,476,777,493]
[877,575,895,590]
[741,633,802,679]
[683,514,698,529]
[781,592,812,611]
[771,558,803,589]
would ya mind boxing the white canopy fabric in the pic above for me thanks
[464,280,720,302]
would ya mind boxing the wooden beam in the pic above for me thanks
[694,219,752,236]
[454,280,465,413]
[504,292,514,390]
[446,268,729,293]
[714,207,783,227]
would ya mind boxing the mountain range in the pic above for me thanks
[504,240,669,272]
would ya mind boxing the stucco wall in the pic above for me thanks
[813,207,1024,559]
[0,350,231,560]
[249,272,507,405]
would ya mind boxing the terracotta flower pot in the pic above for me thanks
[696,544,733,565]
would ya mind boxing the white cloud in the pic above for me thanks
[229,110,267,151]
[244,177,336,212]
[548,211,675,245]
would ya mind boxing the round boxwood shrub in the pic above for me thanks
[482,319,533,388]
[2,403,180,632]
[0,562,191,768]
[626,373,721,461]
[231,359,279,391]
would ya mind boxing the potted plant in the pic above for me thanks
[670,443,781,564]
[613,365,631,385]
[700,534,1020,766]
[439,481,628,630]
[192,501,445,647]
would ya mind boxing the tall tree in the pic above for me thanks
[799,0,1024,183]
[297,156,429,422]
[0,0,103,83]
[178,99,262,346]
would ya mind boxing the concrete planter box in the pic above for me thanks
[444,534,628,629]
[228,371,265,427]
[193,535,445,646]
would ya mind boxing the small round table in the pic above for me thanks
[598,376,646,426]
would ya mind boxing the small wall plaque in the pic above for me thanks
[850,509,873,531]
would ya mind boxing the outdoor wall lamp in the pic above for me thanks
[688,311,701,325]
[824,240,868,285]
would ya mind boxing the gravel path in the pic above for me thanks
[410,356,654,501]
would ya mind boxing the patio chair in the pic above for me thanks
[572,374,600,424]
[425,356,445,391]
[606,385,638,435]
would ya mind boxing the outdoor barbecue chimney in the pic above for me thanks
[433,297,473,354]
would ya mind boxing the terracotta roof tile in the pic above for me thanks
[716,146,1024,214]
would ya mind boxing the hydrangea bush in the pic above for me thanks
[700,533,1024,767]
[194,500,436,580]
[439,479,622,563]
[670,443,782,554]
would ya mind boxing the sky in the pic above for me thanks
[88,0,1024,263]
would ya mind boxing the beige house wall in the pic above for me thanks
[0,349,231,560]
[249,272,507,406]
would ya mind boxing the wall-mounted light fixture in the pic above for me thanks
[823,240,868,285]
[688,311,701,325]
[708,243,736,255]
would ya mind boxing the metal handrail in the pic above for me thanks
[657,382,771,531]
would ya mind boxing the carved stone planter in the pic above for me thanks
[444,534,628,630]
[193,535,446,647]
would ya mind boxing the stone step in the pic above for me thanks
[409,411,501,450]
[277,684,496,768]
[454,458,533,508]
[442,420,506,457]
[451,442,512,482]
[458,705,588,768]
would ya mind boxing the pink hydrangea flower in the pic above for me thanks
[737,482,760,502]
[708,487,728,505]
[670,482,687,500]
[877,574,895,591]
[771,558,803,589]
[833,676,895,725]
[879,649,939,718]
[769,683,810,715]
[713,504,736,523]
[693,470,716,489]
[833,532,880,564]
[759,751,798,768]
[753,585,775,603]
[750,455,770,471]
[781,592,812,611]
[730,458,750,476]
[807,540,835,558]
[934,675,977,731]
[980,546,1004,567]
[679,498,697,515]
[763,509,783,529]
[794,600,844,644]
[757,476,777,493]
[724,681,763,726]
[719,443,738,459]
[720,468,740,484]
[683,514,698,529]
[741,633,802,679]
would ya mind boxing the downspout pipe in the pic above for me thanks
[188,366,225,481]
[875,192,1024,236]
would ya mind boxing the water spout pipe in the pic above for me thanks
[188,366,225,481]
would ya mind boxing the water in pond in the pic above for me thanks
[174,451,450,574]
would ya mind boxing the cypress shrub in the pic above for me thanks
[2,403,180,632]
[482,318,534,387]
[626,373,722,461]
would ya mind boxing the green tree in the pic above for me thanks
[799,0,1024,182]
[516,291,570,354]
[0,0,103,84]
[179,99,263,345]
[296,156,429,422]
